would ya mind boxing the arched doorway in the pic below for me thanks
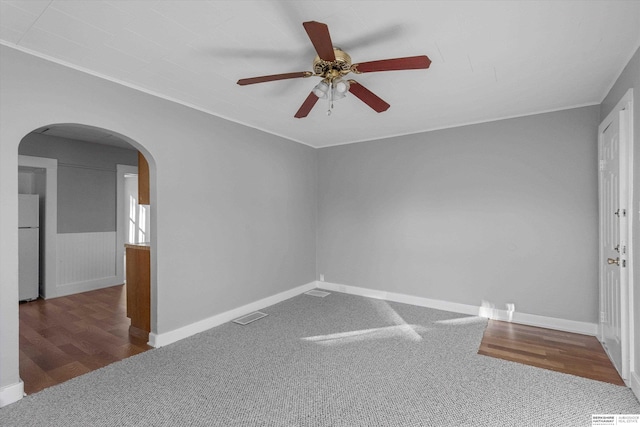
[16,123,157,394]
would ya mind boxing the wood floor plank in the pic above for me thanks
[18,352,58,393]
[47,361,92,384]
[19,284,152,395]
[479,319,625,386]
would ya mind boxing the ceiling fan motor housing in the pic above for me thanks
[313,47,352,79]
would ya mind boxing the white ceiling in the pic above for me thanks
[2,0,639,148]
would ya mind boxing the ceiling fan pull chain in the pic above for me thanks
[327,80,333,116]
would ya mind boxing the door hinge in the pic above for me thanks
[600,160,606,171]
[601,311,606,323]
[614,244,628,254]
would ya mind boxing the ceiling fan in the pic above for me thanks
[237,21,431,118]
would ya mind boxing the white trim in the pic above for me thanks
[148,281,317,348]
[319,281,479,316]
[629,371,640,401]
[55,276,122,298]
[318,282,598,336]
[622,89,635,376]
[116,164,138,283]
[491,309,598,336]
[18,155,57,299]
[0,380,24,407]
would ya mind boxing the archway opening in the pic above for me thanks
[17,123,156,395]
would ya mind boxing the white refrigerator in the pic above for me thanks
[19,194,39,301]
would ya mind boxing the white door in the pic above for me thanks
[599,111,629,380]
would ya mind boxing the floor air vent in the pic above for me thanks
[233,311,268,325]
[305,290,331,298]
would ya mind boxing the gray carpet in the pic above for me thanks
[1,291,639,426]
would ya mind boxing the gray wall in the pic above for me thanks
[0,45,317,391]
[1,39,633,398]
[318,105,600,323]
[601,46,640,378]
[19,133,138,233]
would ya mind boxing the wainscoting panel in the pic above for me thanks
[56,232,119,296]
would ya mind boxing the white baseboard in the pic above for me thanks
[149,281,317,348]
[0,380,24,407]
[54,275,122,298]
[317,281,598,336]
[492,308,598,336]
[629,371,640,400]
[318,281,480,316]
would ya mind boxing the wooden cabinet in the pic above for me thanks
[138,151,150,205]
[126,244,150,339]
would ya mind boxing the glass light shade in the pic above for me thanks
[313,81,329,99]
[334,79,350,94]
[332,89,347,100]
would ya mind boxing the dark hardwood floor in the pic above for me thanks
[19,284,151,395]
[19,290,624,395]
[479,319,625,386]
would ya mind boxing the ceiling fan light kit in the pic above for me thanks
[237,21,431,118]
[312,80,330,98]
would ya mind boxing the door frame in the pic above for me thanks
[598,88,634,381]
[18,155,58,299]
[116,164,138,283]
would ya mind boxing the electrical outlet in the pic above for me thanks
[320,274,325,282]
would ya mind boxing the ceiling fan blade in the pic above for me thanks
[348,81,390,113]
[237,72,311,86]
[303,21,336,62]
[352,55,431,73]
[294,92,319,118]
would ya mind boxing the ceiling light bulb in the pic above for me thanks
[313,88,327,99]
[313,81,329,99]
[334,79,349,94]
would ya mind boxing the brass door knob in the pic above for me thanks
[608,257,620,266]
